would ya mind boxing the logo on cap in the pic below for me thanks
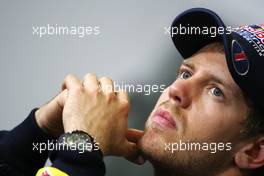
[231,40,249,75]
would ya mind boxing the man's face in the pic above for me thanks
[138,45,250,175]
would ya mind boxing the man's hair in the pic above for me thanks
[242,100,264,137]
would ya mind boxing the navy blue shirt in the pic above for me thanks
[0,109,105,176]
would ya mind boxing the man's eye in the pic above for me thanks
[180,70,192,79]
[211,87,224,97]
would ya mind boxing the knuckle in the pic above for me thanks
[71,86,84,95]
[65,74,74,81]
[84,73,96,79]
[87,88,100,99]
[121,90,128,96]
[105,92,116,103]
[119,100,130,112]
[91,88,100,96]
[89,85,100,93]
[99,76,106,81]
[100,76,113,84]
[100,76,110,81]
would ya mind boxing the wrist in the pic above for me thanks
[50,131,105,170]
[63,125,107,155]
[63,119,89,134]
[55,130,103,155]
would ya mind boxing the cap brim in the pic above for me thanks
[171,8,231,59]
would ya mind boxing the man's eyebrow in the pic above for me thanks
[181,60,234,92]
[181,61,195,71]
[208,74,233,90]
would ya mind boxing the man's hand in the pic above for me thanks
[61,73,143,159]
[35,90,67,137]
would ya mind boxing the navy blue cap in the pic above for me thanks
[171,8,264,109]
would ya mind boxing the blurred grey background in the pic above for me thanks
[0,0,262,175]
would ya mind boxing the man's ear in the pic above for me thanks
[235,137,264,169]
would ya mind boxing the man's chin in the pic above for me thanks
[138,123,168,163]
[138,125,233,176]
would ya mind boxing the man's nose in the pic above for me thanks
[168,80,192,108]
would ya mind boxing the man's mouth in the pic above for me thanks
[152,108,176,129]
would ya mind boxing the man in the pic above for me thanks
[1,8,264,176]
[138,8,264,175]
[139,42,264,175]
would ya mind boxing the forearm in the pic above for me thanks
[0,108,56,175]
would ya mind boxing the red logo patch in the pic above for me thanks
[234,51,246,61]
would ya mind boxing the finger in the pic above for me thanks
[98,77,114,94]
[122,141,146,165]
[56,89,68,108]
[61,74,82,91]
[126,128,144,143]
[117,89,129,103]
[82,73,99,92]
[125,129,145,165]
[117,90,130,116]
[46,89,68,115]
[121,140,138,157]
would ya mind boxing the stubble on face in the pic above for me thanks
[138,100,234,176]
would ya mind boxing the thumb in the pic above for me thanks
[123,140,146,165]
[126,128,144,143]
[56,89,68,108]
[121,140,138,158]
[125,129,146,165]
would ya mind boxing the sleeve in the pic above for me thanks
[44,138,106,176]
[0,108,56,176]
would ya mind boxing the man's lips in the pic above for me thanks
[152,108,176,129]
